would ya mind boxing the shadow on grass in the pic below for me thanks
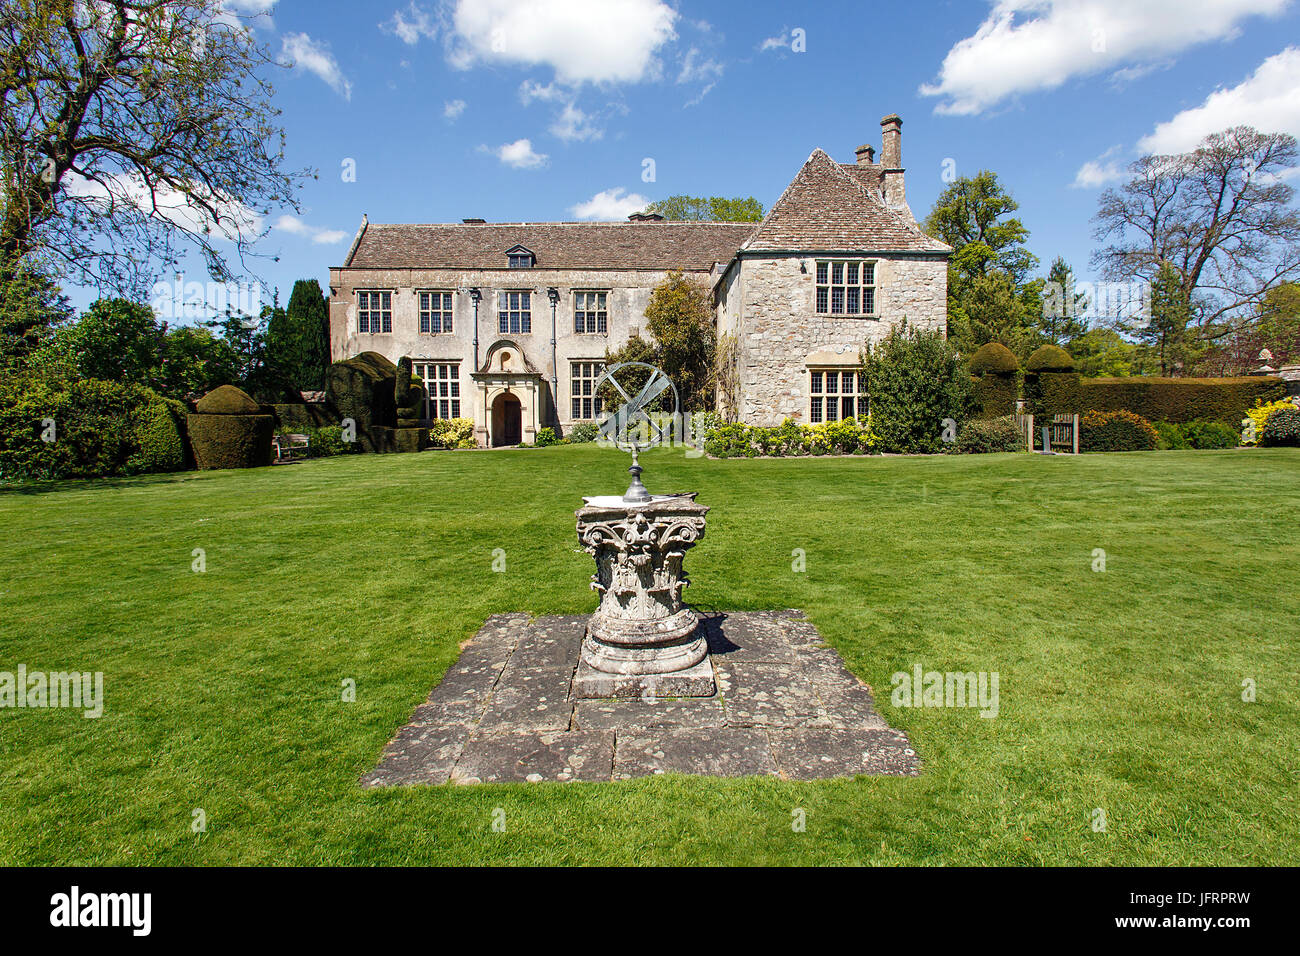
[0,469,213,496]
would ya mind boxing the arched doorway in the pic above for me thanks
[492,392,522,446]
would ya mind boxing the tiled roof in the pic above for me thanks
[342,221,757,271]
[741,150,951,254]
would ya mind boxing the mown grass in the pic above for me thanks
[0,444,1296,865]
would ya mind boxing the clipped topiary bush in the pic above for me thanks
[188,384,273,470]
[968,343,1020,420]
[956,416,1026,454]
[969,342,1020,375]
[1025,344,1076,372]
[1260,408,1300,447]
[1023,345,1079,418]
[1080,409,1159,452]
[324,351,398,451]
[394,356,424,427]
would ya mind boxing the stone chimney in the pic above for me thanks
[880,114,906,209]
[855,144,875,165]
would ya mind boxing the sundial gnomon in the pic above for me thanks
[595,362,679,502]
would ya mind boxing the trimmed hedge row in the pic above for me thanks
[705,417,875,458]
[1079,376,1285,426]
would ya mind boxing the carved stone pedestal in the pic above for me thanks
[573,494,714,698]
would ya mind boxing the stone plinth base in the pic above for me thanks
[573,653,716,699]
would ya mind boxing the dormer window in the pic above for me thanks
[505,244,535,269]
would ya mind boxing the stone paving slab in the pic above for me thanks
[364,610,920,785]
[452,731,614,784]
[573,696,726,731]
[614,728,778,779]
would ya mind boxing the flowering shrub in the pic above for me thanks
[1260,408,1300,447]
[1241,399,1298,446]
[703,417,875,458]
[429,417,476,449]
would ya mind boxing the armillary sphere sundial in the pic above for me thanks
[594,361,679,503]
[572,363,715,698]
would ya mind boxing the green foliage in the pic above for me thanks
[187,412,274,470]
[266,280,331,391]
[702,417,875,458]
[1068,327,1139,378]
[195,384,260,414]
[1080,376,1285,427]
[968,342,1019,374]
[1039,257,1089,345]
[863,322,969,454]
[642,195,765,222]
[273,424,353,459]
[324,351,398,450]
[1025,344,1075,372]
[127,398,186,474]
[394,356,424,424]
[0,376,185,481]
[956,416,1026,454]
[565,422,599,443]
[1154,421,1191,450]
[644,271,716,412]
[0,260,72,366]
[1080,409,1159,452]
[534,427,558,447]
[1242,398,1298,446]
[428,418,476,450]
[1260,408,1300,447]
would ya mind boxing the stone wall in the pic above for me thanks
[327,266,705,437]
[723,252,947,426]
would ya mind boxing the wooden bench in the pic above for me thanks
[272,433,311,462]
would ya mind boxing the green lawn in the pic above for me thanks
[1,444,1297,865]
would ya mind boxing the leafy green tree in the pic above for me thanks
[266,279,330,390]
[924,171,1041,355]
[643,195,764,222]
[0,0,305,297]
[49,298,165,385]
[600,272,717,412]
[1068,327,1140,378]
[156,325,241,398]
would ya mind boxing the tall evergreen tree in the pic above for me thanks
[266,279,330,391]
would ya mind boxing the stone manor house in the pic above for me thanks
[328,114,950,447]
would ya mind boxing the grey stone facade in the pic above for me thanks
[327,113,950,444]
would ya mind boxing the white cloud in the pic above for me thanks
[1138,46,1300,153]
[677,47,723,85]
[446,0,677,85]
[491,138,549,169]
[920,0,1291,115]
[519,79,563,105]
[550,103,602,142]
[1072,154,1127,188]
[760,35,787,51]
[382,3,438,45]
[443,99,466,120]
[282,32,352,100]
[273,214,347,245]
[63,172,262,242]
[570,187,651,220]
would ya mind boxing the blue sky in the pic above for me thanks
[69,0,1300,317]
